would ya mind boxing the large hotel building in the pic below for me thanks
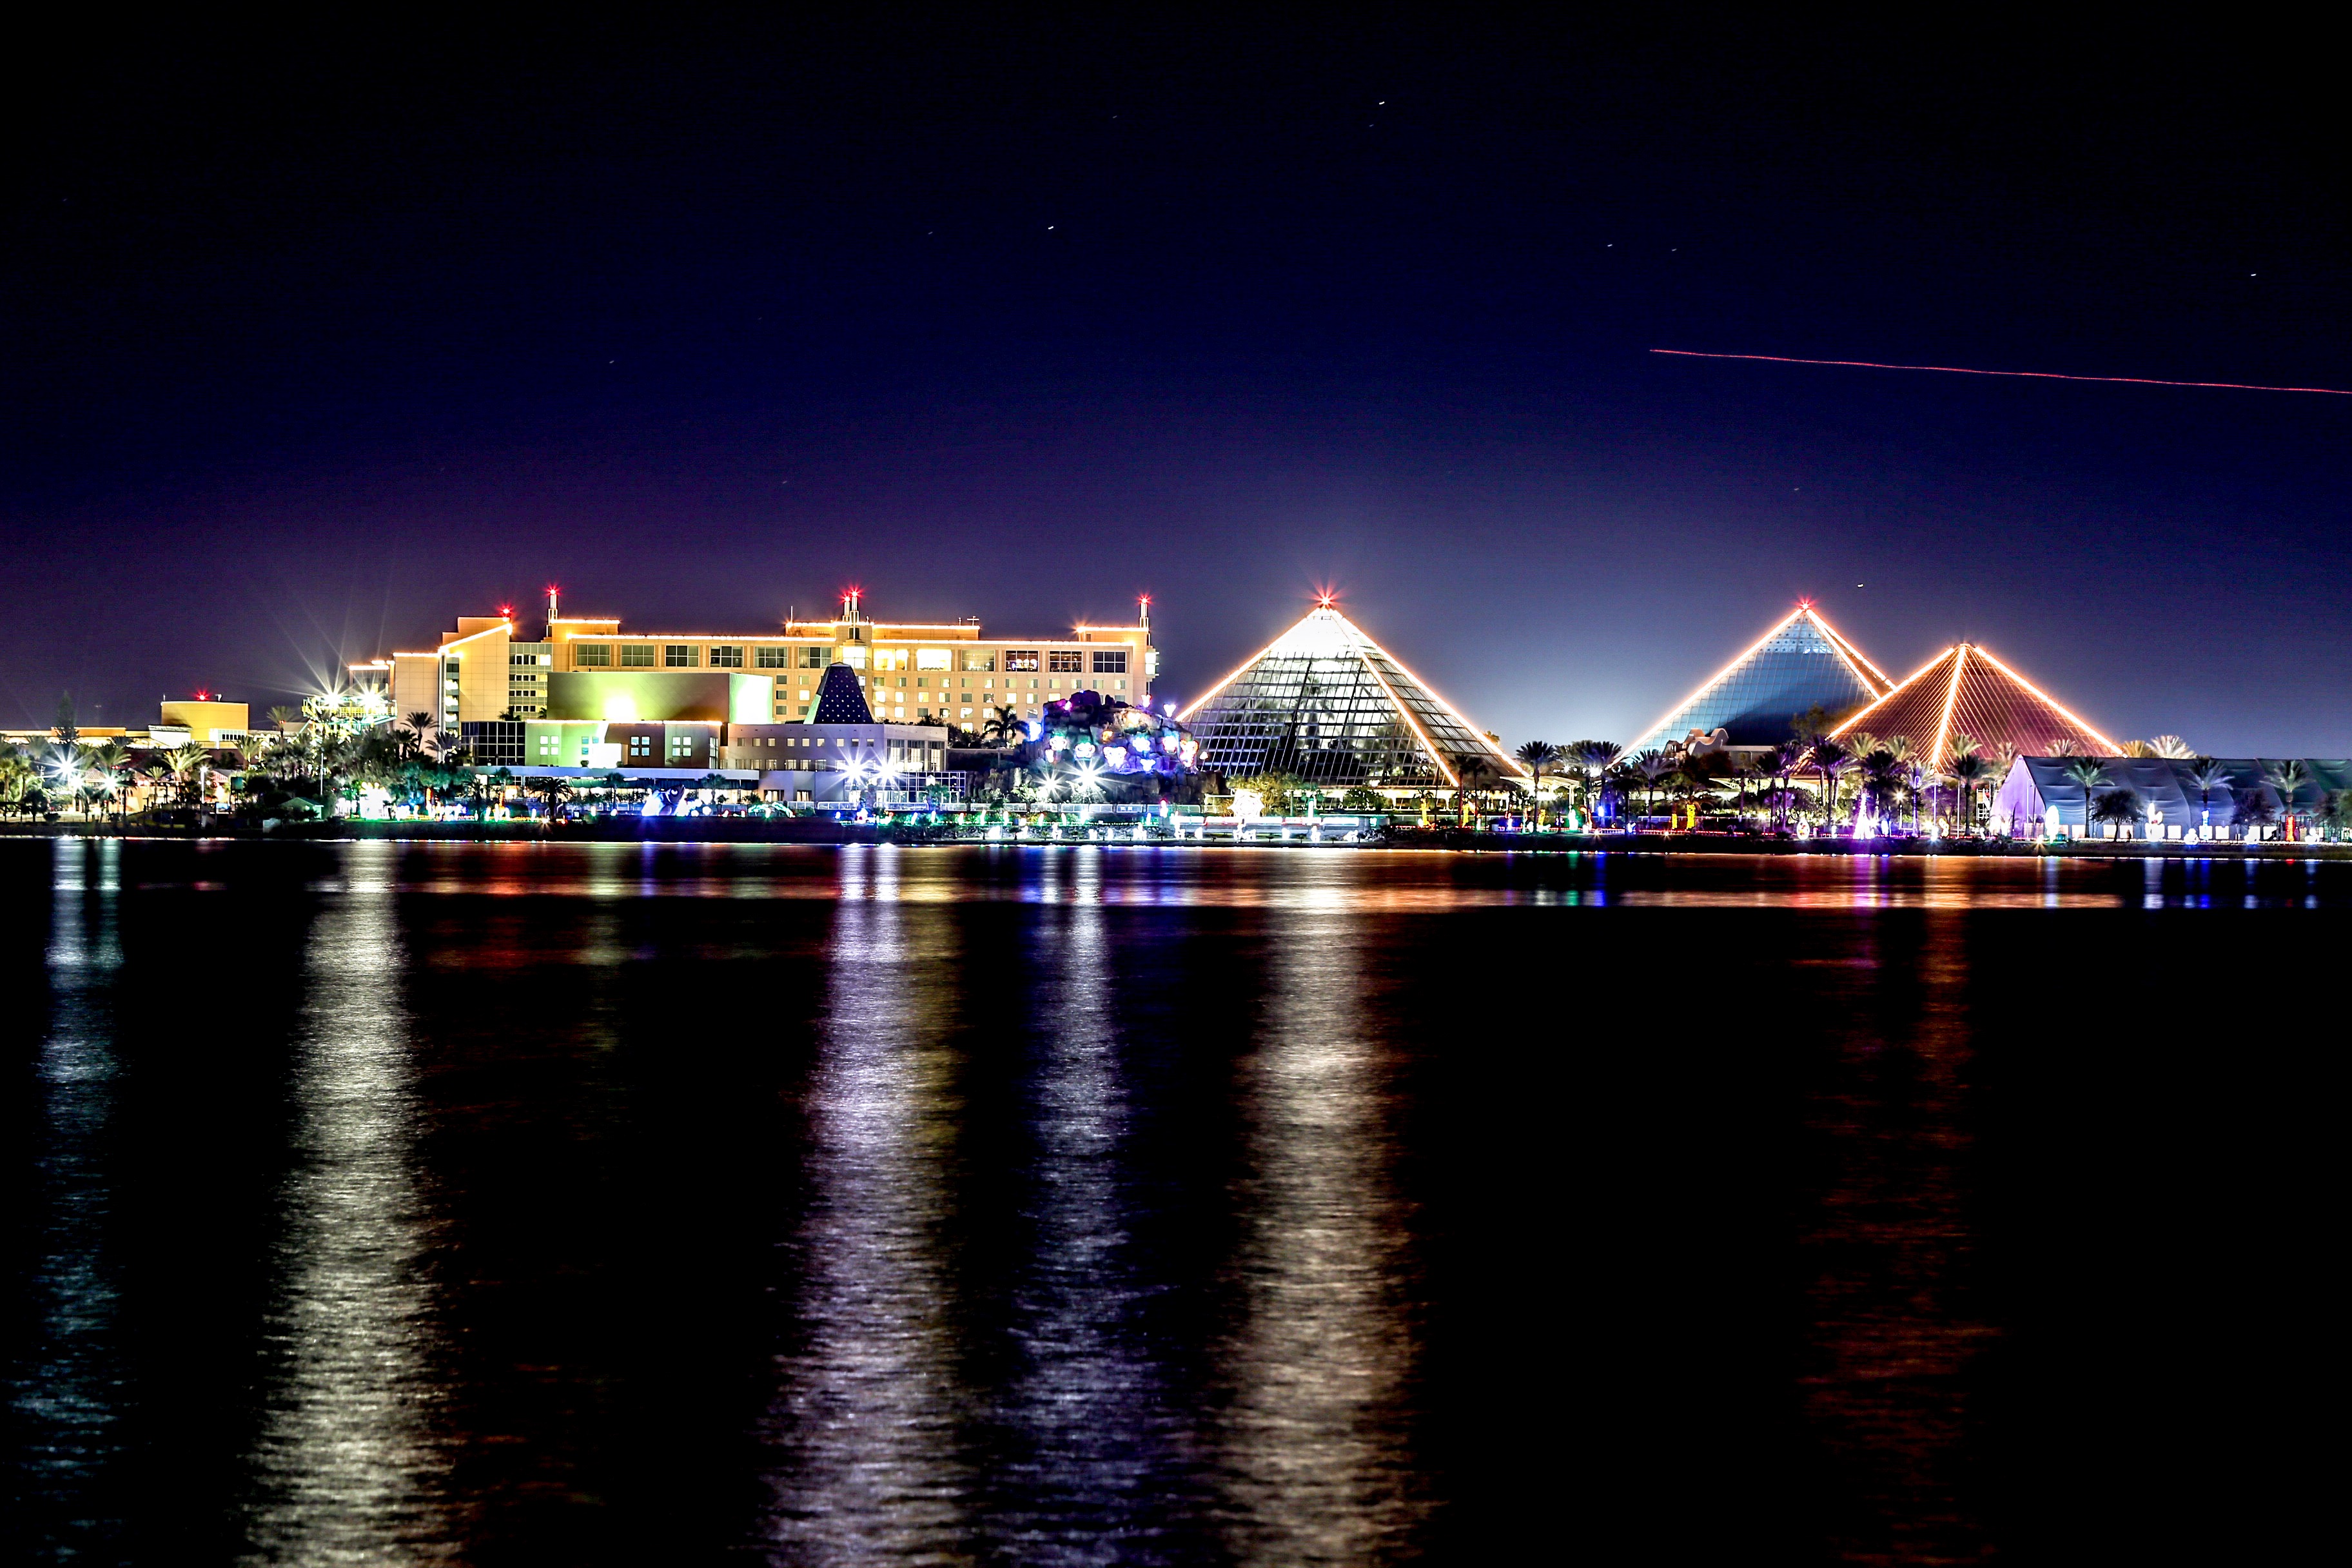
[379,589,1158,772]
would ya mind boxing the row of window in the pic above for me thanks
[565,642,1128,673]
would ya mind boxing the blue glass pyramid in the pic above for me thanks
[1628,606,1890,751]
[809,663,874,725]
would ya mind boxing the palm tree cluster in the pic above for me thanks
[0,707,487,825]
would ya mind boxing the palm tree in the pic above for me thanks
[2262,759,2311,838]
[1629,749,1673,825]
[2182,757,2233,834]
[1453,754,1495,826]
[1670,759,1720,829]
[1724,749,1763,826]
[1514,741,1559,825]
[2060,757,2110,836]
[528,774,571,822]
[404,710,440,763]
[2147,734,2195,759]
[1946,752,1992,834]
[2323,790,2352,842]
[1567,741,1622,825]
[1808,740,1850,825]
[83,740,132,824]
[2090,787,2148,834]
[0,745,34,818]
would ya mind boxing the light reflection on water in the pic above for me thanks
[1800,910,1994,1563]
[9,839,2346,1563]
[238,843,456,1563]
[11,841,126,1560]
[166,841,2352,911]
[1215,915,1426,1562]
[760,848,977,1559]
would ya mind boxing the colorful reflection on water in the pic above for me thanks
[6,839,2338,1562]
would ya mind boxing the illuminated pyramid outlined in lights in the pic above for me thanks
[1178,600,1526,789]
[1627,603,1892,753]
[1829,643,2116,763]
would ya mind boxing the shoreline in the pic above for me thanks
[5,819,2346,859]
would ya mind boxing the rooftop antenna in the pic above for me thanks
[547,584,560,623]
[1138,593,1151,631]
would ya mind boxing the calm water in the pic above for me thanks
[5,839,2341,1564]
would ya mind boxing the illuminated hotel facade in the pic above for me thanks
[386,589,1159,743]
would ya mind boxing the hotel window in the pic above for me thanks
[575,643,611,666]
[872,648,908,671]
[801,646,826,669]
[916,647,951,671]
[1092,649,1128,674]
[664,645,698,667]
[896,676,908,687]
[962,651,996,671]
[1004,649,1040,672]
[1048,650,1083,673]
[709,645,743,667]
[839,646,868,669]
[620,645,655,667]
[756,645,787,668]
[914,676,926,688]
[629,736,652,758]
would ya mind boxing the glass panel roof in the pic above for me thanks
[1630,609,1886,751]
[1186,608,1505,787]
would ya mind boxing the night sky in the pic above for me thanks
[6,17,2344,752]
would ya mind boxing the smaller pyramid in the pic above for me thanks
[1830,643,2113,763]
[809,663,874,725]
[1629,604,1891,752]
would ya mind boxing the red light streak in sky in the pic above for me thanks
[1651,348,2352,397]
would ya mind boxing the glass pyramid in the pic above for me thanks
[809,663,874,725]
[1181,606,1518,788]
[1628,605,1891,752]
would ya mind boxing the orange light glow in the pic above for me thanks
[1355,649,1460,789]
[1351,614,1528,779]
[1805,605,1894,691]
[1966,645,2119,753]
[1928,644,1969,765]
[435,621,513,652]
[1828,647,1952,740]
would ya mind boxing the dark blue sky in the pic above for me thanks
[5,15,2344,752]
